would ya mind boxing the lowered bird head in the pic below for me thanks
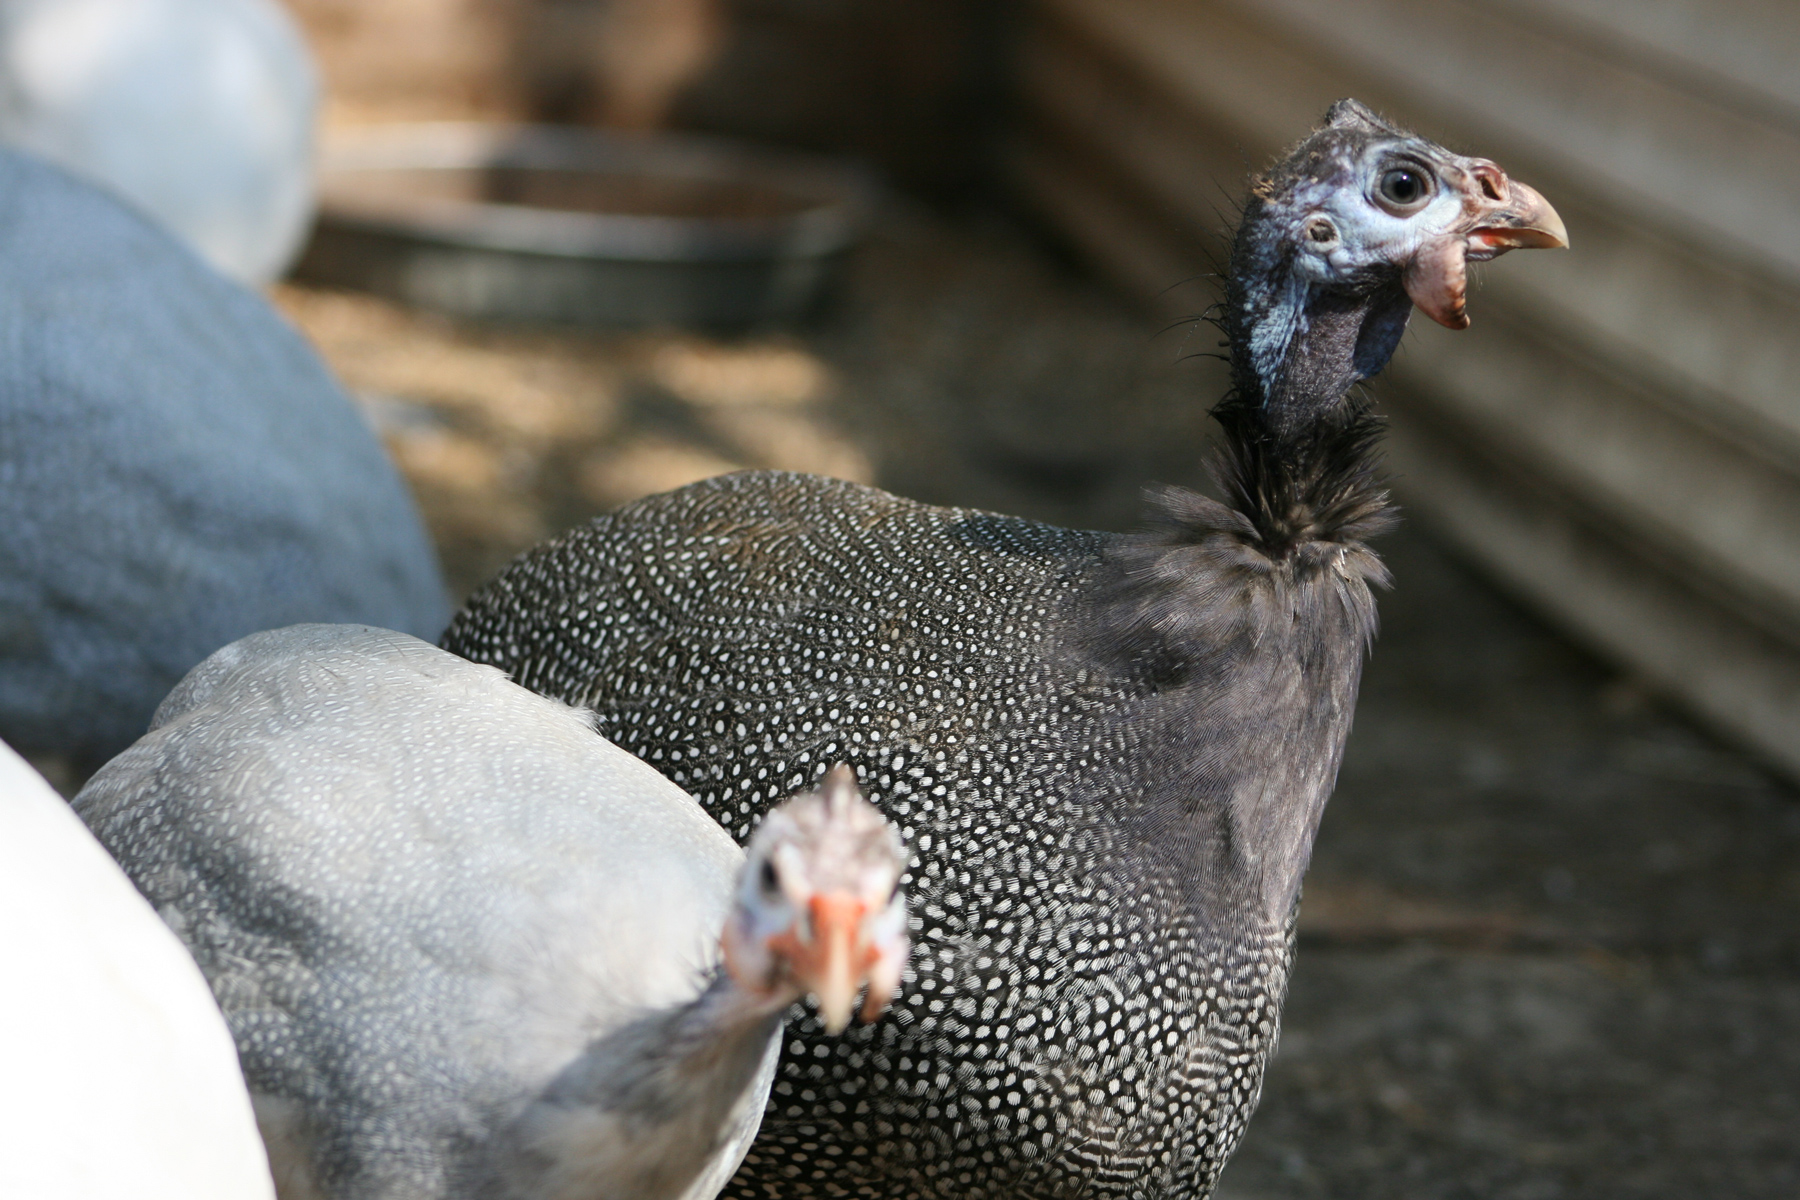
[721,764,909,1034]
[1225,98,1565,423]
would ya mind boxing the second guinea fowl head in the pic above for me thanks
[1225,98,1567,438]
[722,765,910,1034]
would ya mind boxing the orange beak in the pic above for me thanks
[771,892,878,1034]
[1466,180,1569,256]
[1405,172,1567,330]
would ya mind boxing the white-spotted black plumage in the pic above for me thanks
[443,101,1565,1199]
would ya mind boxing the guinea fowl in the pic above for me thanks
[0,146,445,771]
[73,624,910,1200]
[443,101,1567,1198]
[0,739,273,1200]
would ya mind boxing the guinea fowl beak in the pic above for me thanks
[1404,170,1567,330]
[1467,180,1568,255]
[801,891,874,1035]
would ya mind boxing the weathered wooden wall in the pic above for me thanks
[1010,0,1800,780]
[280,0,1003,201]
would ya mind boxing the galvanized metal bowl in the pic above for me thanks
[294,123,873,327]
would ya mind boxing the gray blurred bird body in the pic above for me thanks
[0,148,446,769]
[76,624,907,1200]
[444,103,1565,1198]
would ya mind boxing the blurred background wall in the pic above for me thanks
[284,0,1007,201]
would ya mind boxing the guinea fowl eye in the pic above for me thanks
[760,859,780,895]
[1377,166,1430,210]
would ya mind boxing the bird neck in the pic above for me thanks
[1081,249,1403,926]
[1204,226,1406,567]
[1223,209,1412,446]
[592,969,792,1110]
[496,972,789,1200]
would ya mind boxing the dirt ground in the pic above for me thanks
[275,208,1800,1200]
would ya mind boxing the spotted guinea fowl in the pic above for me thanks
[73,624,909,1200]
[0,740,273,1200]
[443,101,1566,1198]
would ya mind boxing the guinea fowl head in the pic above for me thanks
[1225,98,1566,436]
[721,765,910,1034]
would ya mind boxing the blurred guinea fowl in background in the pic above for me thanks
[0,148,447,774]
[0,0,318,283]
[75,624,911,1200]
[444,101,1567,1197]
[0,740,274,1200]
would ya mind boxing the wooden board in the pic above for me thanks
[1384,398,1800,783]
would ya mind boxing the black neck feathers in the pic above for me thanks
[1084,213,1402,922]
[1092,282,1398,678]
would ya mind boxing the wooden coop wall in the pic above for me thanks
[280,0,1003,201]
[1009,0,1800,782]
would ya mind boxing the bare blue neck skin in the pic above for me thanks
[1225,205,1413,442]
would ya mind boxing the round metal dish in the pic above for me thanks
[294,123,873,327]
